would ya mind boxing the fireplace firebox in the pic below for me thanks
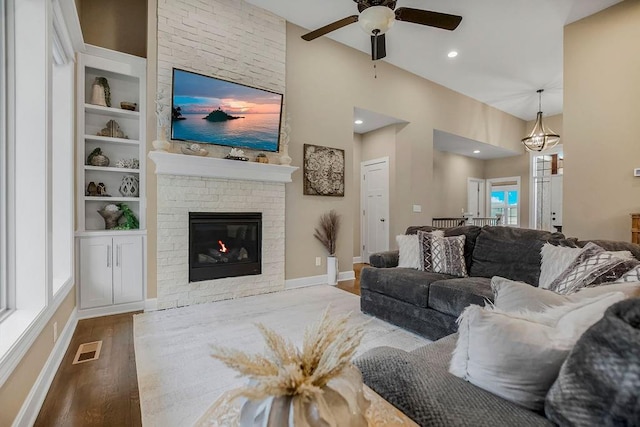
[189,212,262,282]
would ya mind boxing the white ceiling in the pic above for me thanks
[245,0,621,120]
[433,130,520,160]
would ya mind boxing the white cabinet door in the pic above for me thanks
[113,235,143,305]
[80,237,114,309]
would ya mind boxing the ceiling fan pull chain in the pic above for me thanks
[374,62,377,79]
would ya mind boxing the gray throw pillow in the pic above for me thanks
[432,235,467,277]
[545,298,640,425]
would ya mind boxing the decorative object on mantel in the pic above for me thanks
[255,153,269,163]
[181,143,209,157]
[279,114,292,166]
[97,119,128,139]
[90,76,111,107]
[521,89,560,152]
[115,158,140,169]
[87,147,110,167]
[204,308,369,427]
[119,175,140,197]
[225,147,249,161]
[120,101,137,111]
[153,89,172,151]
[303,144,345,196]
[314,209,341,286]
[97,204,124,229]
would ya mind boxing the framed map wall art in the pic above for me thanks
[303,144,345,196]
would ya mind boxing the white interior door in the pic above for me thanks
[551,175,563,230]
[467,178,485,218]
[361,157,389,263]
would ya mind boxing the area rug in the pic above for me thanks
[134,285,430,426]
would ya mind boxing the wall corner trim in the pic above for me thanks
[12,309,78,427]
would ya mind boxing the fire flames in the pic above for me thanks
[218,240,228,253]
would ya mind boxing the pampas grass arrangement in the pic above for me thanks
[211,307,364,401]
[314,210,340,256]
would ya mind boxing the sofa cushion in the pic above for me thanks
[407,225,481,271]
[428,277,493,317]
[469,226,564,285]
[355,335,553,427]
[360,266,453,308]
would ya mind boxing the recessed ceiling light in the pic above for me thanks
[354,119,363,125]
[448,51,458,58]
[473,150,480,154]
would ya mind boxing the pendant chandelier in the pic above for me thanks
[521,89,560,152]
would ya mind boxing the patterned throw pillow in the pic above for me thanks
[432,235,467,277]
[548,242,640,294]
[417,230,444,272]
[614,264,640,283]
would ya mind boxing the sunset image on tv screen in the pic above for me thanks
[171,69,283,152]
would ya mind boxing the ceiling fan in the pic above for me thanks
[301,0,463,61]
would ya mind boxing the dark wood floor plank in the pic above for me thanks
[35,312,142,427]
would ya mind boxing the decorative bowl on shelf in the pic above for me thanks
[120,101,137,111]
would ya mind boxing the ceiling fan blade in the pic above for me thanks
[370,33,386,61]
[395,8,462,31]
[301,15,359,41]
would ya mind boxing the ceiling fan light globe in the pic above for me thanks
[359,6,395,35]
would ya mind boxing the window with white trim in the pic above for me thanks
[0,0,82,383]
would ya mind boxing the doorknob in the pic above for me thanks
[380,218,385,222]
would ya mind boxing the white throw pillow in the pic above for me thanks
[396,234,421,269]
[539,244,582,289]
[492,276,640,313]
[449,292,626,411]
[539,243,635,290]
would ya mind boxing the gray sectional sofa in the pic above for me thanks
[360,225,568,340]
[357,225,640,426]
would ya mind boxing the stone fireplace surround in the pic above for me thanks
[149,152,298,309]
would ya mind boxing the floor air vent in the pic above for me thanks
[72,341,102,365]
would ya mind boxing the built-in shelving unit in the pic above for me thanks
[76,45,146,233]
[76,45,147,317]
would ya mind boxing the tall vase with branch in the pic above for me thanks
[314,210,340,285]
[152,88,171,151]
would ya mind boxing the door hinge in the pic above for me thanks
[363,245,365,250]
[363,209,365,216]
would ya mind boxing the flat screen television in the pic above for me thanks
[171,68,283,152]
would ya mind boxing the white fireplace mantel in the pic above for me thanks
[148,151,298,183]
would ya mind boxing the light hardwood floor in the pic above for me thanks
[35,266,367,424]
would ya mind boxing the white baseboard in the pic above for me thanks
[12,310,78,427]
[353,256,362,264]
[76,301,145,320]
[285,270,356,290]
[144,298,158,312]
